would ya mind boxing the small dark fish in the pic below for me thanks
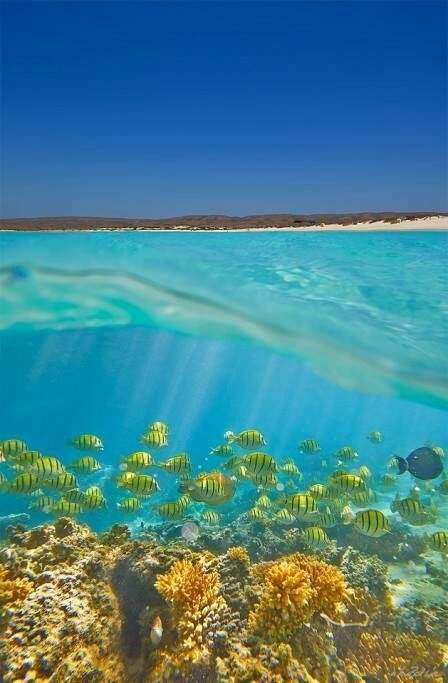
[396,447,443,481]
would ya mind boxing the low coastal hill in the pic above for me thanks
[0,212,447,230]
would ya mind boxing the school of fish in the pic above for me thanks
[0,425,447,555]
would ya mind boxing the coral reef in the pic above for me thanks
[1,519,446,682]
[340,629,446,682]
[0,521,125,683]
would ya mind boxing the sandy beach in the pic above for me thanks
[264,215,448,231]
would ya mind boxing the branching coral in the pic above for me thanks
[154,558,228,662]
[216,642,318,682]
[342,629,446,682]
[226,545,250,566]
[249,560,314,640]
[249,553,349,642]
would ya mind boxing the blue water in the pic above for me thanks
[1,231,447,408]
[0,231,447,535]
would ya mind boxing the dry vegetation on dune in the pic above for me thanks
[0,212,446,230]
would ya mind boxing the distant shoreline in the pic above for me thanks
[0,213,447,232]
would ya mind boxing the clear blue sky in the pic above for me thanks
[1,1,446,218]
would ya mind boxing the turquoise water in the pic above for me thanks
[1,231,448,681]
[0,231,447,533]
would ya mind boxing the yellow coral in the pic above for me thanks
[343,630,446,682]
[226,546,250,565]
[249,553,348,642]
[155,558,227,662]
[0,565,33,617]
[291,552,347,621]
[249,560,314,640]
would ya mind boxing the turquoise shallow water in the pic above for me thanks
[1,231,447,408]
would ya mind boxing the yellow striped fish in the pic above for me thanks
[256,494,272,509]
[281,462,301,476]
[67,434,104,451]
[390,496,427,516]
[248,506,265,520]
[274,508,296,525]
[122,473,160,496]
[28,457,66,476]
[11,450,44,465]
[120,451,154,471]
[316,506,340,528]
[140,429,167,449]
[0,439,27,459]
[357,465,373,481]
[156,453,192,474]
[202,510,220,524]
[242,452,278,474]
[44,472,78,491]
[176,494,192,509]
[117,497,142,512]
[147,421,169,435]
[0,472,8,490]
[224,429,266,449]
[50,500,83,515]
[299,439,321,454]
[351,488,377,507]
[85,485,103,497]
[354,509,390,537]
[301,526,330,548]
[82,492,106,510]
[233,465,248,480]
[63,488,88,504]
[115,471,137,487]
[179,471,235,505]
[28,495,55,511]
[367,431,384,443]
[153,500,185,519]
[335,446,358,462]
[278,493,318,518]
[307,484,328,500]
[429,531,448,552]
[222,456,243,470]
[248,472,278,488]
[330,474,367,493]
[387,456,400,473]
[210,444,234,456]
[70,456,101,473]
[9,472,41,494]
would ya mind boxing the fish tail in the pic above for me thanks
[396,457,408,475]
[179,482,189,494]
[66,439,74,447]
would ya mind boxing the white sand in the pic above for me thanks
[165,215,448,231]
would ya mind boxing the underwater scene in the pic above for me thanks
[0,230,447,682]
